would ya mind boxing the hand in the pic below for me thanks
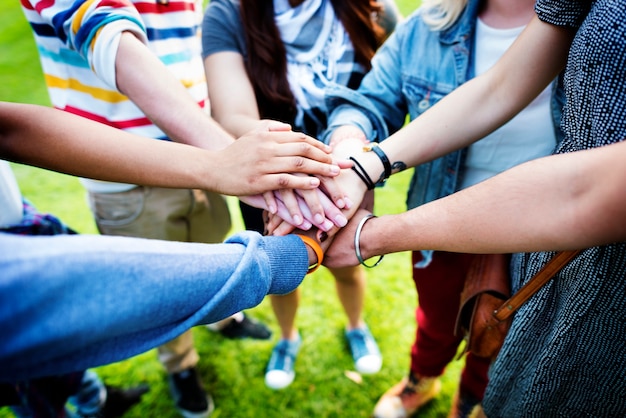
[270,173,351,229]
[263,162,374,237]
[260,134,375,235]
[242,188,347,233]
[213,127,342,196]
[322,208,373,269]
[327,125,368,149]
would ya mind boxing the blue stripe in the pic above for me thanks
[50,0,84,44]
[159,50,194,66]
[146,26,196,41]
[37,45,91,69]
[74,13,110,55]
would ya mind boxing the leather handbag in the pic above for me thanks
[455,250,581,360]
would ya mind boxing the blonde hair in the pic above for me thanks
[421,0,468,31]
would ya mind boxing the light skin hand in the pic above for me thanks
[258,122,352,223]
[205,51,354,225]
[269,174,351,230]
[266,182,372,238]
[265,135,373,236]
[246,188,345,234]
[328,125,369,149]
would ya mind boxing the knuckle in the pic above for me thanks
[277,174,290,188]
[299,142,311,154]
[293,156,306,168]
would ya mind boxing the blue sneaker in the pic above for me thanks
[346,324,382,374]
[265,336,301,390]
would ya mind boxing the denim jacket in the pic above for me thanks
[324,0,564,211]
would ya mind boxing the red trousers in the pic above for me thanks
[410,251,491,401]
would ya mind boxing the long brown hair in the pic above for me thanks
[239,0,386,124]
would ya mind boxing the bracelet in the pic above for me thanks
[354,214,384,268]
[363,142,391,184]
[296,234,324,274]
[349,156,376,190]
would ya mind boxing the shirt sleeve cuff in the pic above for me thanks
[90,20,148,90]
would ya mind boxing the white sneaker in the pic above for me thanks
[265,337,301,389]
[346,324,382,374]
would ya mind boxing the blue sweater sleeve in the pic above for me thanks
[0,231,307,381]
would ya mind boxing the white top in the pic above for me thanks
[461,19,557,189]
[0,161,24,227]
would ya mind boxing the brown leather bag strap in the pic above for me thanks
[493,249,581,322]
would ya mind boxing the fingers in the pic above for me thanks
[317,175,352,211]
[265,212,291,236]
[262,190,277,214]
[272,197,313,231]
[262,119,292,132]
[296,187,325,226]
[308,189,347,229]
[277,189,304,227]
[271,219,297,236]
[267,131,335,164]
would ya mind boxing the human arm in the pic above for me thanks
[323,141,626,267]
[0,102,344,196]
[203,49,348,227]
[115,32,235,150]
[328,17,575,199]
[24,0,236,150]
[0,231,324,381]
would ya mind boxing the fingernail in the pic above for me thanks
[319,231,328,242]
[343,197,353,209]
[335,198,345,209]
[334,214,348,227]
[323,220,334,231]
[314,213,324,225]
[329,165,340,174]
[293,215,302,225]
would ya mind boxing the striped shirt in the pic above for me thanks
[21,0,208,191]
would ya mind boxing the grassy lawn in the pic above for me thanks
[0,1,465,417]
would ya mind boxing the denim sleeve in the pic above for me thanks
[0,231,307,380]
[323,20,411,144]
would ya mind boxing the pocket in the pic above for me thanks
[88,187,145,227]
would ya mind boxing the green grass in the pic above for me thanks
[0,1,465,417]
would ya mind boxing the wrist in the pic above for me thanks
[296,234,324,274]
[354,214,383,268]
[198,149,222,193]
[349,143,392,190]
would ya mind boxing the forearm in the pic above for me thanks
[362,143,626,256]
[0,102,223,190]
[204,52,267,138]
[346,17,572,182]
[0,232,308,380]
[115,32,234,150]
